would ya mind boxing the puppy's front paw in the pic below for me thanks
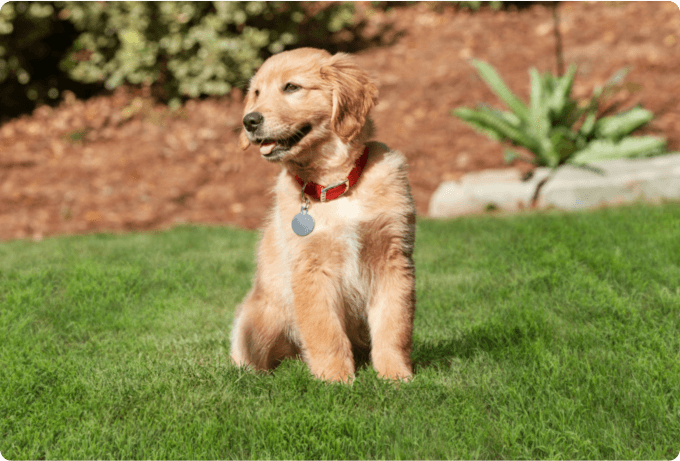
[308,356,355,383]
[377,365,412,382]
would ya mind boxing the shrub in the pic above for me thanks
[453,2,503,11]
[58,1,355,106]
[0,1,355,117]
[0,2,91,118]
[369,1,501,12]
[0,2,55,93]
[452,60,667,169]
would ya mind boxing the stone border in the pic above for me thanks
[428,152,680,218]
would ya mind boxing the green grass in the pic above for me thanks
[2,205,679,459]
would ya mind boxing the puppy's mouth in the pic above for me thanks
[257,124,312,159]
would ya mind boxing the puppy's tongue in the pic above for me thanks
[260,141,276,155]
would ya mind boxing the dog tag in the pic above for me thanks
[292,208,315,236]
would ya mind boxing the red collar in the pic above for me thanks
[294,147,369,202]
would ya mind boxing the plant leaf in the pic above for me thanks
[452,107,506,142]
[588,66,629,107]
[453,107,541,152]
[470,59,529,123]
[495,107,523,128]
[569,136,666,163]
[550,126,578,162]
[548,64,577,122]
[476,103,522,128]
[504,149,535,165]
[594,107,654,142]
[538,137,559,168]
[529,68,550,141]
[603,66,629,92]
[581,110,597,134]
[561,100,581,130]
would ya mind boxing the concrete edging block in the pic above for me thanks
[429,153,680,218]
[428,167,551,217]
[539,152,680,210]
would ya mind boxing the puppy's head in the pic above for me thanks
[238,48,378,162]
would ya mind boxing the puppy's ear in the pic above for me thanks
[238,129,250,150]
[238,84,254,150]
[320,53,378,143]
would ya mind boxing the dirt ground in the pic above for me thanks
[1,1,679,241]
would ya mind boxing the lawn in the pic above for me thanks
[1,204,679,460]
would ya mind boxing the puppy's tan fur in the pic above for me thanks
[230,48,416,382]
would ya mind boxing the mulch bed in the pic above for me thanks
[1,1,678,241]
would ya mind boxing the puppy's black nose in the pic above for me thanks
[243,112,264,133]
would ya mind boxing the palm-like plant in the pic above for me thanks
[452,60,666,169]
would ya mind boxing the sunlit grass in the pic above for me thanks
[1,205,679,459]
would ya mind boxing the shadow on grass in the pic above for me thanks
[411,316,551,370]
[253,312,553,375]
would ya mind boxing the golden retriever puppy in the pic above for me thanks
[230,47,416,382]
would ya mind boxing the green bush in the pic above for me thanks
[452,60,667,169]
[0,1,355,115]
[453,2,504,11]
[0,2,55,90]
[0,2,87,117]
[58,1,355,105]
[371,2,505,13]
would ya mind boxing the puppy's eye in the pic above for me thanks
[254,89,260,97]
[283,83,300,93]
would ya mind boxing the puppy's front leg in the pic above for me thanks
[291,249,354,382]
[368,255,416,381]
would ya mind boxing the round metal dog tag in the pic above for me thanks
[292,210,315,236]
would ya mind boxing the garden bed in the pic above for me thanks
[1,2,678,240]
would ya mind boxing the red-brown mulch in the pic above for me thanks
[1,1,679,241]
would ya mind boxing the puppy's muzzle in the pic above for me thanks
[243,112,264,134]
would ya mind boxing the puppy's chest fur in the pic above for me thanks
[254,147,414,333]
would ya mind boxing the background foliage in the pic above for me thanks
[0,1,89,119]
[0,1,355,115]
[0,1,535,119]
[452,60,667,169]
